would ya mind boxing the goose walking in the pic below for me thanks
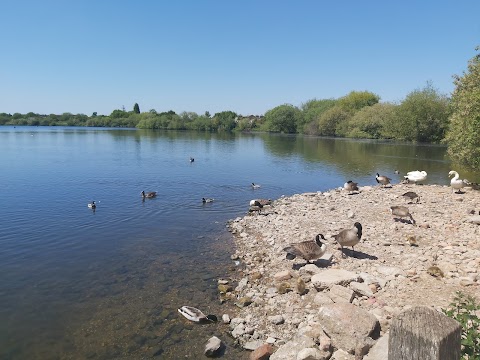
[404,170,427,184]
[178,306,217,323]
[334,222,363,257]
[390,205,416,225]
[448,170,467,194]
[283,234,327,264]
[402,191,420,203]
[376,173,391,187]
[344,180,359,193]
[141,191,157,198]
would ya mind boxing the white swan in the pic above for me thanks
[404,170,427,184]
[449,170,467,194]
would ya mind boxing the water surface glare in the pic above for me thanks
[1,126,479,359]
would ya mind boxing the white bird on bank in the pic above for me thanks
[449,170,467,194]
[177,306,217,323]
[404,170,427,184]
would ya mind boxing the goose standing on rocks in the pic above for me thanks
[178,306,217,323]
[449,170,467,194]
[404,170,427,184]
[344,180,359,193]
[334,222,363,257]
[283,234,327,264]
[402,191,420,203]
[141,191,157,199]
[390,205,416,225]
[251,183,261,189]
[376,173,391,187]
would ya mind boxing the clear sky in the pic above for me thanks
[1,1,479,116]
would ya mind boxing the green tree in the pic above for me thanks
[263,104,301,133]
[445,47,480,169]
[347,103,398,139]
[394,82,450,142]
[317,106,350,136]
[337,91,380,113]
[300,98,337,134]
[133,103,140,114]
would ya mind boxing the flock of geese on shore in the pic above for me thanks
[281,169,478,266]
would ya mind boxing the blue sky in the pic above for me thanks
[1,1,479,116]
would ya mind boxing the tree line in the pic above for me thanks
[1,48,478,169]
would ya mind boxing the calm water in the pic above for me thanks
[1,126,479,359]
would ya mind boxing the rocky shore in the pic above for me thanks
[222,183,480,359]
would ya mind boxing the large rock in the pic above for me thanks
[250,343,274,360]
[270,335,316,360]
[311,269,359,290]
[318,303,379,354]
[364,334,389,360]
[204,336,223,357]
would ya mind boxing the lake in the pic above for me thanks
[1,126,478,359]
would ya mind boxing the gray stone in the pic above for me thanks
[350,281,374,297]
[269,314,285,325]
[297,347,328,360]
[243,340,264,351]
[328,284,355,303]
[364,334,389,360]
[270,335,317,360]
[314,292,335,306]
[204,336,223,357]
[318,303,379,354]
[311,269,359,290]
[330,349,355,360]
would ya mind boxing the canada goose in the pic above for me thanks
[402,191,420,203]
[87,201,96,209]
[376,173,391,187]
[202,197,214,203]
[334,222,363,257]
[251,183,261,189]
[283,234,327,263]
[249,199,272,206]
[404,170,427,184]
[189,157,194,162]
[344,180,359,193]
[390,205,416,225]
[141,191,157,198]
[177,306,217,323]
[449,170,467,194]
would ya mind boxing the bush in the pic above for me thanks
[443,291,480,359]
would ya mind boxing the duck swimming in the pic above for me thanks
[283,234,327,264]
[141,191,157,198]
[202,197,214,203]
[404,171,427,184]
[87,201,96,209]
[177,306,217,323]
[449,170,467,194]
[251,183,261,189]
